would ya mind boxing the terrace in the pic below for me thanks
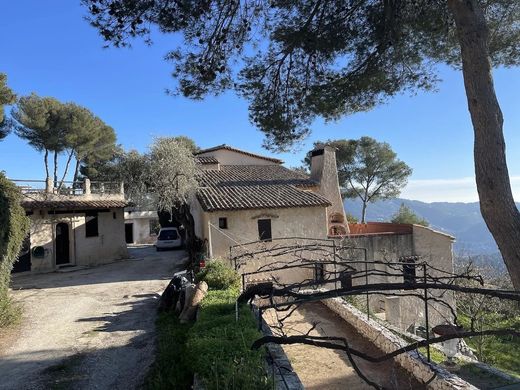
[12,178,127,210]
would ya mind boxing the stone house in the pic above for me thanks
[13,178,129,273]
[191,144,457,334]
[191,144,349,258]
[123,209,160,245]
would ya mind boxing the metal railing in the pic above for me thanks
[11,179,123,196]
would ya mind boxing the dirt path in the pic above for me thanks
[264,302,423,390]
[0,247,188,390]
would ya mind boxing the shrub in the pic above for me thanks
[0,173,29,327]
[196,259,241,290]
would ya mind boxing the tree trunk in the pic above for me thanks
[73,158,81,183]
[53,151,58,187]
[361,200,368,223]
[448,0,520,290]
[43,149,49,180]
[57,150,74,190]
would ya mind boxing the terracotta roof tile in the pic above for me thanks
[195,156,219,164]
[196,165,330,212]
[195,144,283,164]
[22,199,129,210]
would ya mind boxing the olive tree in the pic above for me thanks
[83,0,520,289]
[148,137,198,249]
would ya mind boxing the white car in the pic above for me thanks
[155,227,183,251]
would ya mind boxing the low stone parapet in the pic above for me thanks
[322,297,477,390]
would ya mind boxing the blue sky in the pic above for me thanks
[1,1,519,202]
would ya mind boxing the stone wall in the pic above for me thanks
[28,208,128,272]
[124,211,158,244]
[338,228,456,333]
[322,298,477,390]
[204,206,328,259]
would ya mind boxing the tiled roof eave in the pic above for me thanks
[21,199,130,211]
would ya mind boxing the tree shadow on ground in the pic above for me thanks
[0,295,163,390]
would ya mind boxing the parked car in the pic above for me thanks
[155,227,183,251]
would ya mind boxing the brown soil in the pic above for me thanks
[264,302,424,390]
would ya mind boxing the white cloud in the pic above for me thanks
[401,176,520,203]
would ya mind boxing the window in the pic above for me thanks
[85,211,99,237]
[314,263,325,283]
[257,219,272,241]
[340,272,353,289]
[158,229,179,241]
[218,217,228,229]
[149,219,160,235]
[401,257,416,284]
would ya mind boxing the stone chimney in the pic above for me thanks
[310,146,349,235]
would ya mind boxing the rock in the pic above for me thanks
[179,281,208,323]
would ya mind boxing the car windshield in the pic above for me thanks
[158,230,178,240]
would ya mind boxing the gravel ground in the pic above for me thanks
[264,302,422,389]
[0,247,188,390]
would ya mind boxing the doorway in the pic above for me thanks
[55,222,70,265]
[125,223,134,244]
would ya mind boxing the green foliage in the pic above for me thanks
[390,203,429,226]
[145,288,270,390]
[459,313,520,376]
[11,93,116,183]
[345,212,359,224]
[197,260,241,291]
[84,1,519,150]
[12,94,64,155]
[144,314,193,389]
[187,289,270,390]
[0,73,16,140]
[306,138,411,222]
[0,173,29,327]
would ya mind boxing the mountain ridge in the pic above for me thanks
[343,198,520,254]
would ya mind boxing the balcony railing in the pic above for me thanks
[11,178,123,196]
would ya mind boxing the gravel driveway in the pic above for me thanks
[0,247,188,390]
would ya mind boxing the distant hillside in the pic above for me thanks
[344,198,520,255]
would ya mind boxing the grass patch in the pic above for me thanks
[418,347,446,364]
[145,314,193,389]
[188,288,270,390]
[458,313,520,377]
[145,287,270,390]
[456,362,518,389]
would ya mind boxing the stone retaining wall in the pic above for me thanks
[254,306,305,390]
[323,297,478,390]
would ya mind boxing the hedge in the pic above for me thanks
[0,172,29,326]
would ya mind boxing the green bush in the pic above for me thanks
[196,259,241,290]
[0,173,29,327]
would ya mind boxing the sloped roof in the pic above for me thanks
[196,144,283,164]
[22,199,129,211]
[197,165,330,212]
[195,156,219,164]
